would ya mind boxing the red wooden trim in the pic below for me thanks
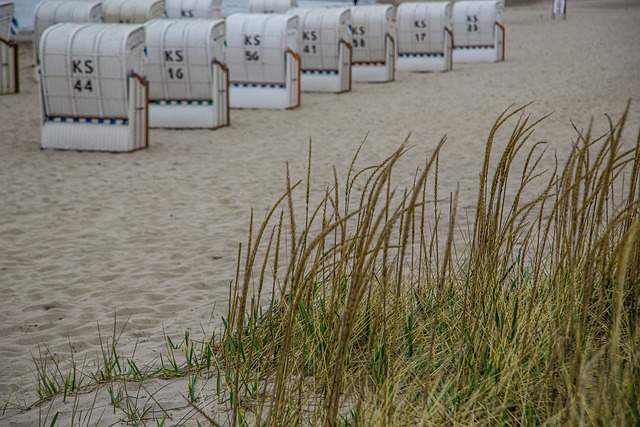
[495,21,505,61]
[386,33,395,81]
[214,58,230,128]
[131,72,149,148]
[12,40,18,93]
[445,27,454,48]
[445,27,454,70]
[0,38,19,93]
[339,38,352,93]
[285,48,301,110]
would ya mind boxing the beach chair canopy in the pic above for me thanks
[40,22,146,118]
[35,1,102,35]
[34,1,102,61]
[13,0,41,33]
[164,0,222,19]
[248,0,297,14]
[288,7,350,71]
[0,2,13,39]
[350,5,394,64]
[396,2,451,55]
[452,0,503,48]
[102,0,165,24]
[226,13,299,85]
[145,18,225,101]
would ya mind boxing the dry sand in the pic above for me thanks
[1,0,639,424]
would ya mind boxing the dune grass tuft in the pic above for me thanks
[19,106,639,426]
[213,105,640,426]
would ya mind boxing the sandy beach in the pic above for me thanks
[1,0,639,424]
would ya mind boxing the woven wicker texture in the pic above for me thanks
[102,0,165,24]
[397,2,451,55]
[164,0,221,19]
[226,13,299,86]
[248,0,297,14]
[289,7,351,72]
[40,23,145,117]
[145,19,224,101]
[396,1,452,72]
[452,0,503,48]
[145,18,228,128]
[228,50,299,110]
[39,23,148,151]
[34,1,102,72]
[350,5,394,64]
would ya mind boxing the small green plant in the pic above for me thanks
[94,316,128,383]
[107,383,123,411]
[31,343,85,403]
[188,373,198,403]
[115,381,153,426]
[32,345,61,400]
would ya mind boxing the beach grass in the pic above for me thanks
[213,104,640,426]
[18,106,640,426]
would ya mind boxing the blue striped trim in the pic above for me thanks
[231,83,286,89]
[302,70,339,75]
[399,53,445,58]
[154,100,213,106]
[47,117,128,125]
[352,62,385,67]
[454,46,494,50]
[10,17,18,35]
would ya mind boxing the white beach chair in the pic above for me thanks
[39,23,149,152]
[0,1,18,94]
[350,5,395,83]
[164,0,222,19]
[226,13,300,110]
[145,18,229,129]
[33,1,103,79]
[288,7,352,93]
[396,2,453,73]
[248,0,297,14]
[452,0,504,63]
[102,0,165,24]
[552,0,566,19]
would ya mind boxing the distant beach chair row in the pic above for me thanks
[21,0,505,77]
[0,0,506,152]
